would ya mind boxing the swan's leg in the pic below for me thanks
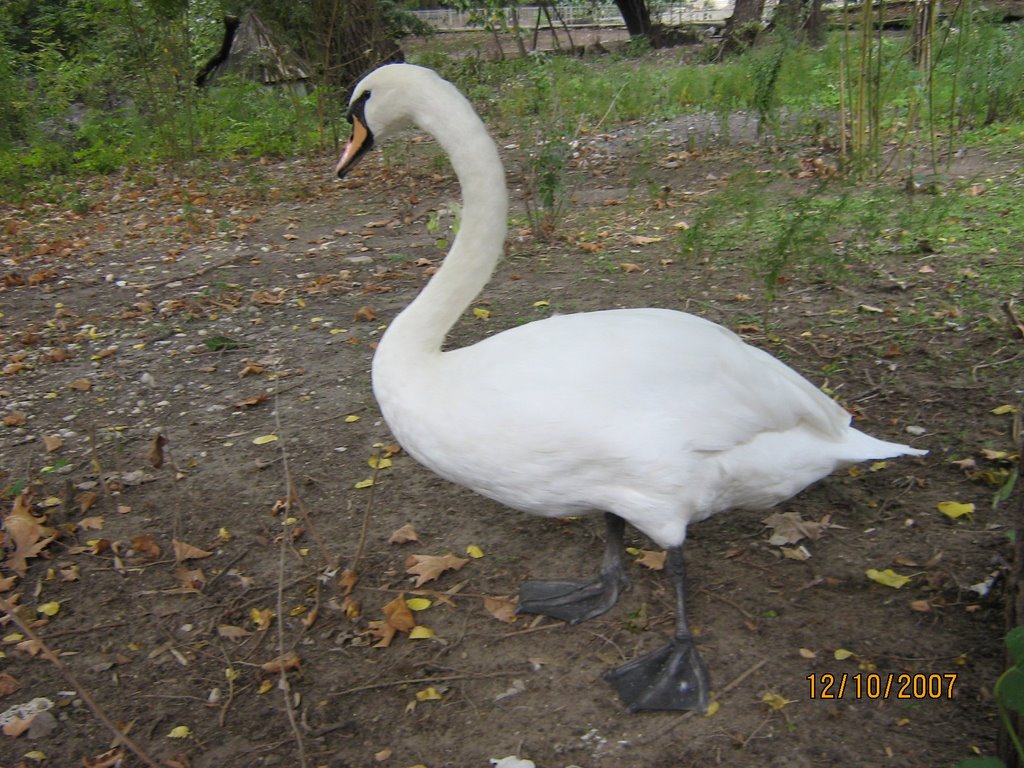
[603,545,710,713]
[517,513,629,624]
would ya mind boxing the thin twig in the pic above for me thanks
[329,670,521,698]
[0,595,161,768]
[272,388,310,768]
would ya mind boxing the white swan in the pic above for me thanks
[336,63,926,713]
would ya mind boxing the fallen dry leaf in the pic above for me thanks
[41,434,63,452]
[405,553,469,587]
[354,305,377,322]
[76,491,98,515]
[147,433,167,469]
[173,538,213,562]
[483,595,518,624]
[129,534,161,560]
[0,671,21,697]
[217,624,253,640]
[338,568,358,596]
[3,493,58,576]
[634,549,666,570]
[763,512,832,546]
[67,377,93,391]
[389,524,420,544]
[382,594,416,632]
[260,652,301,673]
[2,411,27,427]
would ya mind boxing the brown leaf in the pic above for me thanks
[147,432,167,469]
[173,539,213,562]
[483,595,518,624]
[129,534,161,560]
[260,652,301,673]
[364,619,397,648]
[405,553,469,587]
[389,524,420,545]
[250,289,286,305]
[77,491,98,515]
[78,515,104,531]
[233,393,268,409]
[41,434,63,452]
[338,568,358,596]
[82,748,126,768]
[3,493,58,576]
[635,549,667,571]
[0,671,21,698]
[174,566,205,591]
[354,305,377,322]
[2,714,34,736]
[382,594,416,632]
[763,512,832,546]
[217,624,253,640]
[619,262,642,273]
[67,377,93,391]
[2,411,27,427]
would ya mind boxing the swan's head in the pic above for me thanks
[336,64,444,179]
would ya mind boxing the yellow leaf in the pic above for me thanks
[799,648,817,659]
[354,477,375,489]
[866,568,911,588]
[937,501,975,519]
[225,667,239,682]
[3,633,24,643]
[415,686,443,701]
[991,404,1019,415]
[344,414,360,423]
[409,626,435,639]
[834,648,855,660]
[533,300,550,308]
[466,544,485,559]
[167,725,191,739]
[473,307,491,319]
[368,455,392,470]
[24,751,46,762]
[406,597,432,611]
[704,699,720,717]
[869,461,888,471]
[252,434,278,445]
[37,601,60,617]
[258,679,273,694]
[761,692,795,710]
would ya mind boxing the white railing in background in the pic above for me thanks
[411,2,742,31]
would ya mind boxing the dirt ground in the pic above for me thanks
[1,81,1022,768]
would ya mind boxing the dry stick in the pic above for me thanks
[330,670,522,699]
[271,389,310,768]
[0,595,161,768]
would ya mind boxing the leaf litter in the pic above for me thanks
[0,113,1017,767]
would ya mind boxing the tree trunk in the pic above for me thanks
[910,0,938,68]
[719,0,767,56]
[772,0,826,46]
[315,0,402,91]
[613,0,653,37]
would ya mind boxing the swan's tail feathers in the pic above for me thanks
[843,430,928,463]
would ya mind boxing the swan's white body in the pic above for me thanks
[344,64,925,551]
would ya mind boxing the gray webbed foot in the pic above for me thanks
[603,635,710,713]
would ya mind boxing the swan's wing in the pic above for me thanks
[445,308,851,455]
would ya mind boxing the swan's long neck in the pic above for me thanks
[379,85,508,360]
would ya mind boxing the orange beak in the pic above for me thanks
[336,115,373,178]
